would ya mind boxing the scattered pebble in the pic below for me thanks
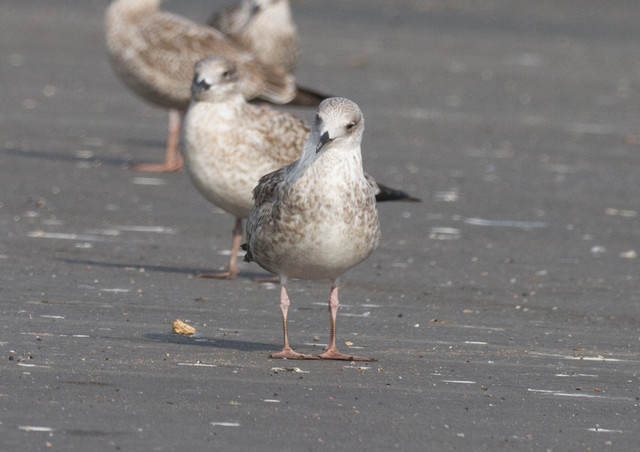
[271,367,309,374]
[605,208,637,218]
[619,250,637,259]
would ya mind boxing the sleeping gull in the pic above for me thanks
[209,0,299,73]
[182,57,418,280]
[243,97,381,360]
[105,0,307,172]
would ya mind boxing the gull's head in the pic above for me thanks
[191,56,240,102]
[248,0,286,14]
[241,0,287,23]
[313,97,364,154]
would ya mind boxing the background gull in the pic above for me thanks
[181,56,307,279]
[181,57,418,280]
[243,97,381,361]
[105,0,305,172]
[209,0,299,73]
[208,0,329,106]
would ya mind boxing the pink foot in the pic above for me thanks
[197,270,238,280]
[318,348,376,362]
[129,161,183,172]
[269,348,320,360]
[253,275,280,283]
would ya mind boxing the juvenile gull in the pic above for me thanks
[208,0,328,106]
[105,0,297,172]
[244,98,381,360]
[182,57,417,279]
[209,0,299,72]
[181,56,307,278]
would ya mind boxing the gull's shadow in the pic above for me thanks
[4,147,132,168]
[4,137,170,168]
[57,257,273,279]
[58,257,204,275]
[144,333,274,352]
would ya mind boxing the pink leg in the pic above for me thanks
[319,283,375,361]
[198,217,242,280]
[131,109,184,172]
[270,281,318,360]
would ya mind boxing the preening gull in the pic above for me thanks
[244,97,381,360]
[209,0,299,73]
[208,0,328,106]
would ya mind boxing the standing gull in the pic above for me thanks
[182,56,417,280]
[181,56,307,278]
[209,0,299,73]
[104,0,297,172]
[244,98,380,361]
[209,0,327,106]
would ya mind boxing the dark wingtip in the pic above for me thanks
[287,85,331,107]
[241,243,253,262]
[206,11,222,28]
[375,184,422,203]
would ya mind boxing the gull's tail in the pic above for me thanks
[287,85,332,107]
[241,242,253,263]
[375,183,421,203]
[257,68,297,104]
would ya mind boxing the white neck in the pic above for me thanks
[289,137,363,189]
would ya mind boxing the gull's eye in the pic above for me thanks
[346,121,357,131]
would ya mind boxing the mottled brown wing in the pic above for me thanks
[248,106,309,167]
[208,1,248,36]
[134,11,295,104]
[135,11,240,88]
[252,166,290,210]
[244,165,291,262]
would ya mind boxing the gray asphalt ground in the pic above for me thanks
[2,0,640,450]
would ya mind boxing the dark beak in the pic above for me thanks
[194,76,211,91]
[316,131,331,153]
